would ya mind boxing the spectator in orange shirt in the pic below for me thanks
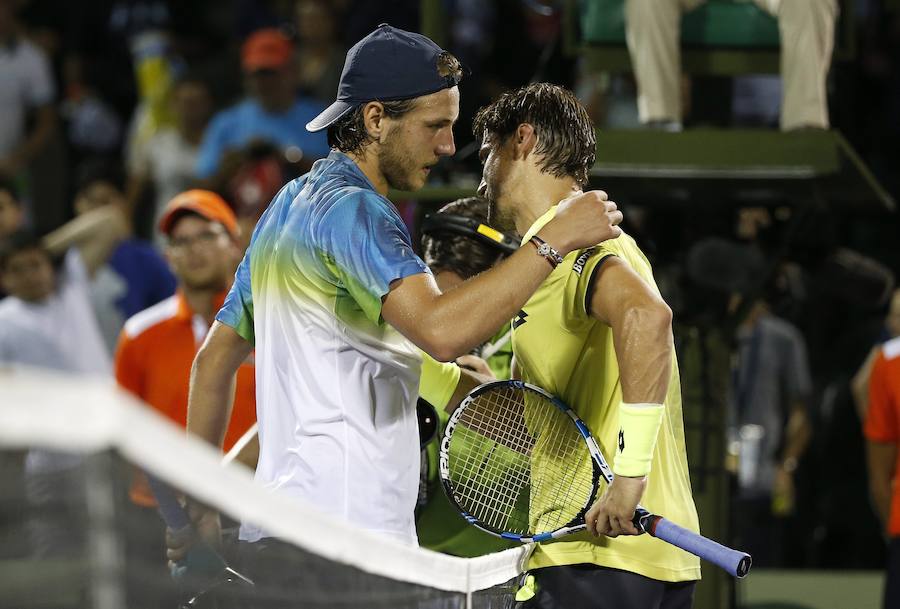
[113,189,256,608]
[864,334,900,609]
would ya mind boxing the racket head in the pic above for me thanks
[438,380,603,542]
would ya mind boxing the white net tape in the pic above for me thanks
[0,366,529,597]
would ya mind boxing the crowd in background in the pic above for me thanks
[1,0,900,577]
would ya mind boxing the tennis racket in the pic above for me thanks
[146,474,254,607]
[438,380,752,578]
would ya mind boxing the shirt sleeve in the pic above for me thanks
[419,353,461,410]
[865,353,898,442]
[565,245,617,321]
[317,192,430,324]
[216,249,255,345]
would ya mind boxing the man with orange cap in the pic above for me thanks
[195,28,331,179]
[113,190,258,607]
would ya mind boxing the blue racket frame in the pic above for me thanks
[439,380,752,579]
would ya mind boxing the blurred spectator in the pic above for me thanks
[729,280,813,566]
[293,0,344,105]
[211,141,293,252]
[864,333,900,608]
[0,230,108,560]
[689,237,812,566]
[0,0,56,179]
[624,0,837,130]
[65,161,176,352]
[195,28,329,180]
[0,230,108,373]
[115,189,256,608]
[127,73,214,241]
[854,289,900,421]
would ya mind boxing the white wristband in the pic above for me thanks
[612,402,665,477]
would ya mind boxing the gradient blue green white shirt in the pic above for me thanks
[218,151,432,544]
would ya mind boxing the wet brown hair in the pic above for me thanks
[472,83,596,187]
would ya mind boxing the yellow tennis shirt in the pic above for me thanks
[512,206,701,582]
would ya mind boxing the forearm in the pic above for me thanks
[187,323,251,448]
[867,441,898,531]
[444,367,493,414]
[391,245,555,361]
[43,204,128,273]
[780,405,811,464]
[871,479,892,528]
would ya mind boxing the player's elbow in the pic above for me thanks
[416,327,468,363]
[419,336,464,363]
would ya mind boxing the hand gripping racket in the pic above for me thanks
[146,474,254,607]
[438,380,752,578]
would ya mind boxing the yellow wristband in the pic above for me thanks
[612,402,665,477]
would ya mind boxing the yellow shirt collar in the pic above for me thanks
[520,205,559,246]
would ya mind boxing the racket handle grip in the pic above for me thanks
[146,474,191,532]
[643,515,752,578]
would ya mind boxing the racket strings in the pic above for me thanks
[447,387,596,536]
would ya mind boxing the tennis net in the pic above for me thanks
[0,367,527,609]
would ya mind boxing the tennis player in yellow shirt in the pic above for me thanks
[473,83,701,608]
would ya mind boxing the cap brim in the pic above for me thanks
[306,101,356,132]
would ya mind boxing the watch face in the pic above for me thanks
[538,243,551,256]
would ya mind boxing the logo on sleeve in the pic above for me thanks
[572,248,596,276]
[618,429,625,454]
[513,310,529,329]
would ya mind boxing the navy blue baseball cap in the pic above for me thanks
[306,24,463,132]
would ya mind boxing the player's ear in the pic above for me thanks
[513,123,537,160]
[362,101,387,140]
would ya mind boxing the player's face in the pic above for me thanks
[1,248,55,303]
[166,216,238,291]
[477,135,516,232]
[379,87,459,192]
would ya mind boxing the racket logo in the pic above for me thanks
[439,404,463,479]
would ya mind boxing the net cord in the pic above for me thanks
[0,367,530,596]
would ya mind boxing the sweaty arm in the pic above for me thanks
[585,256,673,538]
[382,191,622,362]
[187,321,253,449]
[167,321,251,562]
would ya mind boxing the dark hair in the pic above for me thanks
[422,197,508,279]
[0,230,50,271]
[327,51,464,155]
[74,158,126,194]
[472,83,596,187]
[0,177,20,204]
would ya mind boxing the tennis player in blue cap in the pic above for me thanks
[174,23,623,600]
